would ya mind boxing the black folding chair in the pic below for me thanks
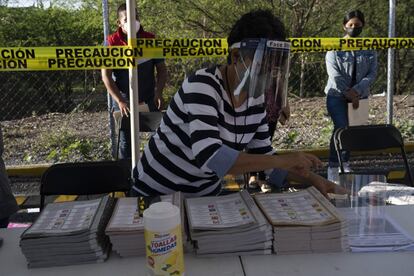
[40,160,131,210]
[334,124,413,186]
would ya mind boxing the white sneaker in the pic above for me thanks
[327,167,339,184]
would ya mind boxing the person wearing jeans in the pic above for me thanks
[325,10,377,181]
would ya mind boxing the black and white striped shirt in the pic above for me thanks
[133,66,278,197]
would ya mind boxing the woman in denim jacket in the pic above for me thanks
[325,10,377,181]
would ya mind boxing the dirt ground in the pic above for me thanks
[2,95,414,167]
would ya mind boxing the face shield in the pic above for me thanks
[230,38,291,107]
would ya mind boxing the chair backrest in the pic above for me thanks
[40,160,131,209]
[335,124,404,151]
[334,124,413,186]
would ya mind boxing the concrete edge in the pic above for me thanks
[6,163,51,177]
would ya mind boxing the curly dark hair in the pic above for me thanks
[227,10,287,46]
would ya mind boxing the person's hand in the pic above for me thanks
[154,93,164,110]
[278,104,290,125]
[278,152,322,178]
[345,88,360,109]
[351,97,359,109]
[345,88,358,100]
[118,100,130,117]
[308,174,349,197]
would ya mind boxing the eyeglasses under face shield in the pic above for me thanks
[230,38,291,108]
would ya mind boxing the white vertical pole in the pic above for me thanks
[126,0,140,170]
[387,0,396,124]
[102,0,117,157]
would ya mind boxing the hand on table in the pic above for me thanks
[309,174,349,197]
[279,152,322,178]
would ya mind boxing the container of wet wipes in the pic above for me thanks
[143,202,185,276]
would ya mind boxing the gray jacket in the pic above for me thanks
[325,50,377,98]
[0,125,18,219]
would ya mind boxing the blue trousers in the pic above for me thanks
[326,95,349,167]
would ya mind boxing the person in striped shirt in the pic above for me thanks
[132,10,341,198]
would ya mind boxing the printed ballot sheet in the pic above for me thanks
[106,198,143,231]
[27,198,101,234]
[255,187,341,226]
[186,192,256,229]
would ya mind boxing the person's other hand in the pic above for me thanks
[154,94,164,110]
[309,174,349,197]
[345,88,359,109]
[278,104,290,125]
[352,97,359,109]
[279,152,322,178]
[118,100,130,117]
[345,88,358,100]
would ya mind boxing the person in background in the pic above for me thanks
[131,9,343,198]
[0,124,19,228]
[325,10,377,182]
[101,3,167,159]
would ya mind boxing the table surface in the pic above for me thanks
[242,205,414,276]
[0,228,244,276]
[2,205,414,276]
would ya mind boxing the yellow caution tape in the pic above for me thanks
[289,37,414,52]
[0,38,412,71]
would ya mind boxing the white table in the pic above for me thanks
[242,205,414,276]
[0,228,244,276]
[2,206,414,276]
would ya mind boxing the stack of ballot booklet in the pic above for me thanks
[20,196,114,268]
[185,190,273,256]
[104,197,145,257]
[254,187,349,254]
[105,192,187,257]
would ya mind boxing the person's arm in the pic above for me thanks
[101,68,130,116]
[227,151,321,178]
[352,51,378,96]
[326,51,349,94]
[154,62,167,110]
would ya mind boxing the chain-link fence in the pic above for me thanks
[1,50,413,166]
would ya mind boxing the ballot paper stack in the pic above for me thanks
[185,190,273,256]
[105,192,187,257]
[338,207,414,252]
[105,197,146,257]
[254,187,349,255]
[20,196,114,268]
